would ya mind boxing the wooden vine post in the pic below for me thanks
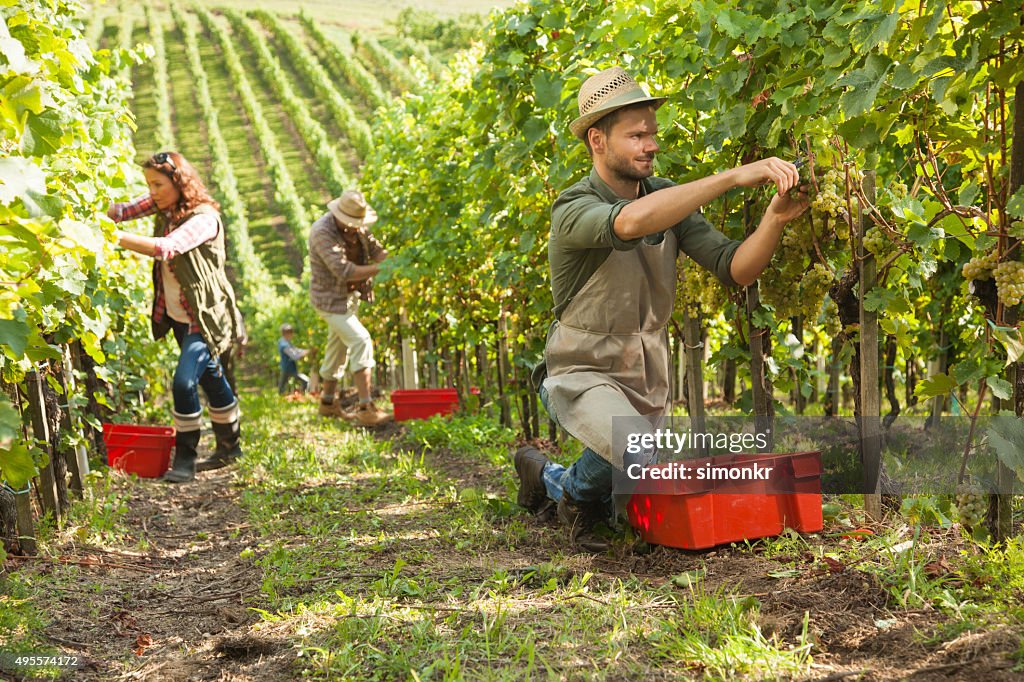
[682,307,707,440]
[399,307,415,387]
[857,171,882,520]
[56,346,86,497]
[24,370,62,525]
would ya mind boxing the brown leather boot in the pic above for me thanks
[318,400,348,418]
[353,402,392,426]
[514,446,550,513]
[557,492,611,553]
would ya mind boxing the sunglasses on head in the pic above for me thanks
[152,152,177,172]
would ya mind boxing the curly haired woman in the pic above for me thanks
[107,151,247,483]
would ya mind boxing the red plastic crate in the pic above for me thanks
[626,451,823,550]
[102,423,175,478]
[390,389,459,422]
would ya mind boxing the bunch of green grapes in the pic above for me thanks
[962,249,998,281]
[863,227,897,259]
[810,169,845,219]
[677,260,725,314]
[781,214,814,252]
[887,181,908,200]
[759,260,804,320]
[955,482,987,530]
[822,297,841,335]
[797,263,833,319]
[993,260,1024,306]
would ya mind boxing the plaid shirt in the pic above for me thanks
[308,212,386,314]
[109,194,220,334]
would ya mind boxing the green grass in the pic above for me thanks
[7,389,1024,678]
[231,394,817,679]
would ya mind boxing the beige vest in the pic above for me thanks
[542,230,677,469]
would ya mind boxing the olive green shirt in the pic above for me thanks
[549,168,741,318]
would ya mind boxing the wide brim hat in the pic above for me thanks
[328,190,378,229]
[569,66,668,140]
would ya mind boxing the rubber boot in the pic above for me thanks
[163,429,200,483]
[196,402,242,472]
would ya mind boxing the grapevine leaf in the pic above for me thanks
[522,115,548,146]
[906,221,941,248]
[22,190,64,218]
[0,21,31,72]
[914,373,957,399]
[531,71,562,109]
[851,10,898,53]
[890,63,919,90]
[986,376,1012,401]
[952,361,984,386]
[986,417,1024,483]
[21,109,64,157]
[0,395,18,448]
[1007,187,1024,219]
[0,317,30,358]
[0,442,37,491]
[0,157,46,204]
[837,54,891,117]
[988,322,1024,366]
[863,287,910,314]
[958,181,979,207]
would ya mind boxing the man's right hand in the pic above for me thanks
[729,158,800,194]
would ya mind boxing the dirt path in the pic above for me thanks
[10,418,1024,681]
[33,467,293,681]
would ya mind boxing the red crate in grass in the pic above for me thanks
[102,423,175,478]
[626,451,823,550]
[390,389,459,421]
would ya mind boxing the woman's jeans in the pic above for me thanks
[171,322,236,430]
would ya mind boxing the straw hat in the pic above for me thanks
[328,190,378,229]
[569,67,667,140]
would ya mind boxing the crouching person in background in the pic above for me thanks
[278,323,311,394]
[308,190,392,427]
[108,151,247,483]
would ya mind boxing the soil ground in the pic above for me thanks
[5,401,1022,681]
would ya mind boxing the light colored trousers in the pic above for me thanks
[316,303,376,380]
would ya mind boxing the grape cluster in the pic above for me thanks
[887,182,908,200]
[961,249,997,281]
[863,227,896,259]
[760,261,833,321]
[759,262,803,320]
[810,170,845,219]
[677,260,724,314]
[799,263,833,317]
[993,260,1024,306]
[781,214,813,251]
[955,482,987,530]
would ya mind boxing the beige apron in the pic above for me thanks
[542,230,678,469]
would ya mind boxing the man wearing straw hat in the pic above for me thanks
[309,189,392,427]
[514,67,809,549]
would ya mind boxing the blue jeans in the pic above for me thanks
[542,448,614,505]
[171,322,236,415]
[278,369,309,394]
[537,384,614,506]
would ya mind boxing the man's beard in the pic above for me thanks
[607,148,655,183]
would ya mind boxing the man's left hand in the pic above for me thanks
[766,185,809,225]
